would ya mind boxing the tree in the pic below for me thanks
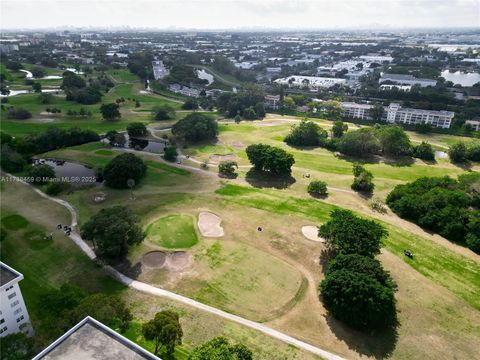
[0,144,25,173]
[62,71,86,89]
[32,81,42,93]
[320,270,396,330]
[466,142,480,162]
[322,100,342,120]
[103,153,147,188]
[376,125,412,157]
[284,120,328,147]
[152,104,175,120]
[307,180,328,197]
[255,102,266,118]
[163,146,178,162]
[413,141,435,161]
[126,122,148,138]
[326,254,395,289]
[31,66,45,78]
[26,164,55,184]
[338,128,380,157]
[448,142,468,163]
[68,294,132,332]
[351,163,374,192]
[182,98,199,110]
[38,92,54,104]
[81,206,145,263]
[7,107,32,120]
[218,161,238,178]
[243,106,257,120]
[100,103,121,121]
[369,103,385,122]
[188,337,253,360]
[0,332,34,360]
[172,113,218,142]
[319,209,387,257]
[246,143,295,176]
[332,120,348,138]
[142,310,183,356]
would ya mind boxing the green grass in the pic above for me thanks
[215,184,480,310]
[1,214,29,230]
[146,214,198,249]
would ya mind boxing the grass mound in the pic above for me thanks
[1,214,29,230]
[147,214,198,249]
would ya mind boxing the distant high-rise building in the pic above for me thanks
[0,262,33,337]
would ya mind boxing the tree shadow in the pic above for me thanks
[325,313,399,359]
[245,169,296,189]
[115,260,143,279]
[319,248,336,274]
[383,156,415,167]
[451,161,472,171]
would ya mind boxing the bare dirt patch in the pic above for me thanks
[198,211,224,237]
[209,154,237,163]
[231,141,245,148]
[301,226,325,242]
[166,251,192,270]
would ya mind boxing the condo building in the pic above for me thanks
[0,262,32,337]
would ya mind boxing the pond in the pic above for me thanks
[105,133,167,154]
[34,159,99,187]
[441,70,480,87]
[196,69,214,85]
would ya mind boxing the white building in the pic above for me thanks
[340,102,454,129]
[379,73,437,87]
[152,60,169,80]
[0,262,32,337]
[264,95,281,109]
[466,120,480,131]
[33,316,160,360]
[274,76,346,91]
[380,84,412,92]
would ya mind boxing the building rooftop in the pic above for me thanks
[0,261,22,288]
[33,317,160,360]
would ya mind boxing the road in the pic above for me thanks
[6,172,346,360]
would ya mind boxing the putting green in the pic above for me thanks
[146,214,198,249]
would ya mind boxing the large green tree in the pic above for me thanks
[0,333,34,360]
[284,120,328,147]
[142,310,183,356]
[375,125,412,157]
[172,113,218,142]
[100,103,121,121]
[81,206,145,263]
[103,153,147,189]
[338,128,380,157]
[127,122,148,138]
[319,209,387,257]
[246,144,295,176]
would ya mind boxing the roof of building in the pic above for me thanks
[0,261,22,288]
[32,317,160,360]
[380,73,436,83]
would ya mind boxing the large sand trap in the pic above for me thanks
[209,154,237,163]
[141,251,192,271]
[301,226,325,242]
[198,212,224,237]
[142,251,167,267]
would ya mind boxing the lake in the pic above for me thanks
[441,70,480,87]
[34,159,99,187]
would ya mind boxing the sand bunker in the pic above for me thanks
[142,251,192,270]
[142,251,167,267]
[198,212,224,237]
[301,226,326,242]
[231,141,245,148]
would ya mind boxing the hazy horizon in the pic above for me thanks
[1,0,479,31]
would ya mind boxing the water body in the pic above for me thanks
[34,159,99,187]
[196,69,214,85]
[441,70,480,87]
[106,133,166,154]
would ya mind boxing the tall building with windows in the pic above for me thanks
[0,262,32,337]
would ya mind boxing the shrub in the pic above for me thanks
[45,181,71,196]
[448,142,468,163]
[7,107,32,120]
[307,180,328,197]
[103,153,147,188]
[163,146,178,162]
[351,164,375,193]
[218,161,238,178]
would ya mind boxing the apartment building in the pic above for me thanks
[0,262,32,337]
[340,102,454,129]
[274,76,346,91]
[466,120,480,131]
[264,94,281,109]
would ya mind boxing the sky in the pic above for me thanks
[1,0,479,30]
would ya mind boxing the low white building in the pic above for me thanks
[264,94,281,109]
[380,84,412,92]
[466,120,480,131]
[274,76,346,91]
[379,73,437,87]
[0,262,32,337]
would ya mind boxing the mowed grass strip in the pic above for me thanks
[147,214,198,249]
[215,184,480,310]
